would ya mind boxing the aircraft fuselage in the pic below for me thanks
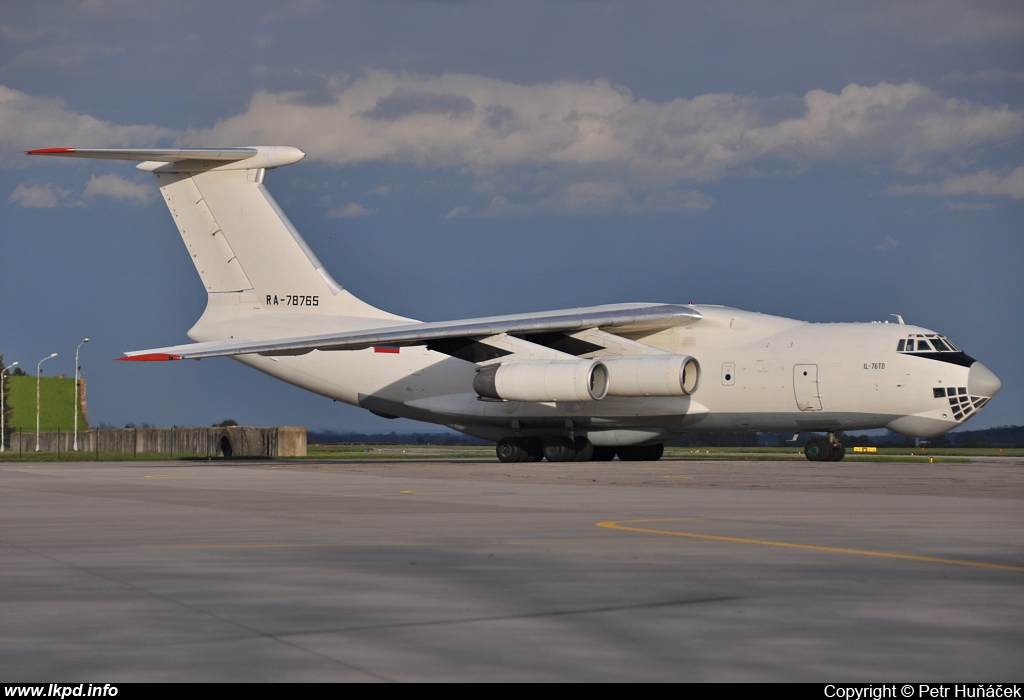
[229,304,998,445]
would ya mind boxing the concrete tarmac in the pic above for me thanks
[1,457,1022,682]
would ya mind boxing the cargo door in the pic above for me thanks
[793,364,822,411]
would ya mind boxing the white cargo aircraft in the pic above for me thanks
[29,146,1002,462]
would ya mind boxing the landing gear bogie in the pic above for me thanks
[496,436,545,463]
[496,437,524,463]
[495,437,666,463]
[543,436,577,462]
[572,437,594,462]
[804,433,845,462]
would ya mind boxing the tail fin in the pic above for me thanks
[28,147,400,335]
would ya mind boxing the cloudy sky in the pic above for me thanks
[2,1,1021,433]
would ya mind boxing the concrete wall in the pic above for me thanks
[8,426,307,457]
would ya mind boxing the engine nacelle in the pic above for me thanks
[602,354,701,397]
[473,360,609,402]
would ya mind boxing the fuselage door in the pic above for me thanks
[794,364,822,411]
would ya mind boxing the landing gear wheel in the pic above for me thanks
[572,437,594,462]
[496,437,524,463]
[590,446,616,461]
[520,437,544,463]
[543,437,577,462]
[828,444,846,462]
[616,443,665,461]
[804,437,833,462]
[641,443,665,461]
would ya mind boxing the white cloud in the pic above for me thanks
[444,206,469,219]
[7,72,1022,215]
[194,73,1022,181]
[874,237,901,251]
[943,201,995,211]
[83,174,153,204]
[888,167,1024,200]
[939,167,1024,199]
[885,183,940,197]
[10,174,153,208]
[369,183,399,196]
[327,202,374,218]
[9,182,76,208]
[855,0,1024,45]
[565,182,629,210]
[0,84,173,167]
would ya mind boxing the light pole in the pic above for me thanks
[36,353,57,452]
[1,361,18,453]
[73,338,88,451]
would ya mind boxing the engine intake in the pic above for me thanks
[602,354,701,397]
[473,360,609,402]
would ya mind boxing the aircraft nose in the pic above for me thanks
[968,362,1001,398]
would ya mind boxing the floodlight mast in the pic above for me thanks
[36,353,58,452]
[1,361,19,453]
[73,338,89,451]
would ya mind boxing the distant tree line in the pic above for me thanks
[940,425,1024,447]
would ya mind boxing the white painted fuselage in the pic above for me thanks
[220,304,998,444]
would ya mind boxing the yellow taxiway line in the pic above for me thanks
[597,518,1024,572]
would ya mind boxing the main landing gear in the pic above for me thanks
[495,437,663,463]
[804,432,846,462]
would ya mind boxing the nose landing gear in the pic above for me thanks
[804,432,845,462]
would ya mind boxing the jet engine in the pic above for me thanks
[602,354,701,396]
[473,360,609,402]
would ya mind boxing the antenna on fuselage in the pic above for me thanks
[891,314,905,325]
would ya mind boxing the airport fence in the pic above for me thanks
[7,426,306,457]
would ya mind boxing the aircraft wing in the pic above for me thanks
[120,303,701,361]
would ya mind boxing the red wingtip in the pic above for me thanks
[26,148,76,155]
[117,353,183,362]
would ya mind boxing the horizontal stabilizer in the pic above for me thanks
[27,146,305,172]
[117,353,184,362]
[27,147,257,161]
[121,303,703,361]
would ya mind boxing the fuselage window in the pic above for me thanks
[930,338,951,352]
[905,339,914,351]
[897,339,906,351]
[916,339,932,351]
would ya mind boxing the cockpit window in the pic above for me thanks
[897,334,962,355]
